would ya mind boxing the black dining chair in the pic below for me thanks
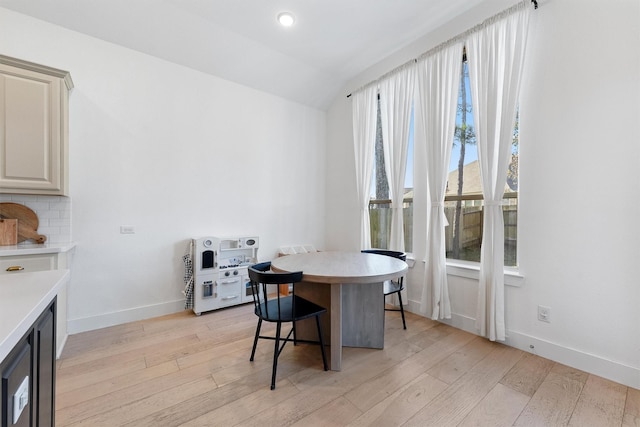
[361,249,407,329]
[248,261,328,390]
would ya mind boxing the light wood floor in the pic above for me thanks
[56,303,639,426]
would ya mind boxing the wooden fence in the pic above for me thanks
[369,194,517,265]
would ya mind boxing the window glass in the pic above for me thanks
[369,98,414,252]
[445,61,518,266]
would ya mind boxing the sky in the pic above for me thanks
[378,61,484,194]
[405,61,478,190]
[403,110,479,190]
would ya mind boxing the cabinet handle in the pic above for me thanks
[6,266,25,272]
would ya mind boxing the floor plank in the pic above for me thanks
[291,397,363,427]
[347,372,448,427]
[568,374,627,426]
[402,344,523,427]
[180,378,301,426]
[427,336,496,385]
[54,305,634,427]
[56,359,179,410]
[500,352,555,397]
[56,361,216,425]
[513,367,585,426]
[626,386,640,420]
[458,383,530,427]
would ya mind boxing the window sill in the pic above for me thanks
[409,256,524,287]
[446,260,524,287]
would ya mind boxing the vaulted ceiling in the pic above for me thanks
[0,0,487,109]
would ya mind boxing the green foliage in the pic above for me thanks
[454,123,476,147]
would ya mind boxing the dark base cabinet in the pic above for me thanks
[1,341,31,427]
[34,305,55,427]
[1,298,56,427]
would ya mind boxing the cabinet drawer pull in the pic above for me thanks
[6,265,25,272]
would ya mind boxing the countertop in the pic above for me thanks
[0,242,76,257]
[0,269,70,361]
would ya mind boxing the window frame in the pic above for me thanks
[445,56,519,267]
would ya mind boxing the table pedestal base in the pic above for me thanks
[294,281,384,371]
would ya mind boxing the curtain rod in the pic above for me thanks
[346,0,538,99]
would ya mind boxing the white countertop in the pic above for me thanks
[0,269,70,361]
[0,242,76,257]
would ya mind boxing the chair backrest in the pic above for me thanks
[361,249,407,262]
[248,261,303,285]
[248,262,303,321]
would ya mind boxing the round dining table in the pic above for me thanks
[271,251,407,371]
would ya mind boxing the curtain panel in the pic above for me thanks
[352,85,379,249]
[378,66,416,253]
[350,0,533,333]
[467,2,531,341]
[416,42,464,320]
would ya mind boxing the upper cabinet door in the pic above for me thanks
[0,56,72,196]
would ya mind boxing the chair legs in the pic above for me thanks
[315,315,328,371]
[271,322,282,390]
[251,315,328,390]
[397,292,407,330]
[250,318,262,361]
[251,319,286,390]
[385,292,407,330]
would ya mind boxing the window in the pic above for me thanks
[369,96,414,252]
[445,60,518,266]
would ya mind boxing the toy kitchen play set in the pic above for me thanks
[192,236,258,315]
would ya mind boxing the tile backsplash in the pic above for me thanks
[0,194,72,243]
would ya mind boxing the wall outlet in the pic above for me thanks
[537,305,551,323]
[13,375,29,424]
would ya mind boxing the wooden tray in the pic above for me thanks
[0,203,46,243]
[0,219,18,245]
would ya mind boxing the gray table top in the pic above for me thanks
[271,251,407,284]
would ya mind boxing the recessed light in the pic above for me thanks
[277,12,295,27]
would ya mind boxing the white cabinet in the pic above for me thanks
[0,55,73,196]
[0,247,74,358]
[0,255,55,273]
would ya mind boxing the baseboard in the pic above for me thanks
[406,299,477,331]
[406,301,640,390]
[504,330,640,390]
[67,299,185,334]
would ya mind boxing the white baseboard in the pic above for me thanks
[406,300,640,390]
[504,330,640,390]
[67,299,185,334]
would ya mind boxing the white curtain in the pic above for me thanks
[352,85,379,249]
[416,42,464,319]
[378,67,416,252]
[467,2,531,340]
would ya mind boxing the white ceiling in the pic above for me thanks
[0,0,486,109]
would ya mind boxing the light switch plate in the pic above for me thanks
[120,225,135,234]
[13,375,29,424]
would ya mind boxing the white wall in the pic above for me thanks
[326,0,640,389]
[0,8,327,332]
